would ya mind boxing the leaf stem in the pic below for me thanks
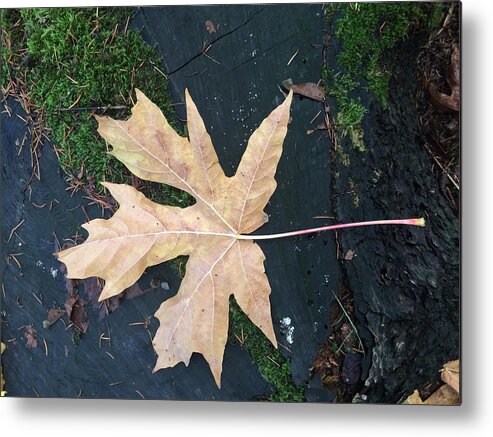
[238,218,425,240]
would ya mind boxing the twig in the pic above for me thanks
[58,105,127,112]
[7,219,25,243]
[287,49,299,66]
[31,292,42,305]
[423,143,459,190]
[153,65,168,79]
[332,291,365,355]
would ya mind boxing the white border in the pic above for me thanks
[3,0,493,435]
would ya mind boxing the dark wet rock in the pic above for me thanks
[342,353,362,385]
[329,35,460,403]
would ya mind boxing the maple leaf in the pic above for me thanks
[57,89,293,386]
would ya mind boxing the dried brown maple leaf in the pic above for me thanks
[57,89,293,386]
[56,89,424,387]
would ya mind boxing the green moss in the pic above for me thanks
[324,2,434,156]
[335,2,425,106]
[229,299,304,402]
[2,7,191,206]
[427,2,448,31]
[347,178,360,208]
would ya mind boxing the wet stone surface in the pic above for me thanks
[328,35,460,403]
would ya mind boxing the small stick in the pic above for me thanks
[335,330,353,354]
[203,51,221,65]
[16,113,27,123]
[58,105,127,112]
[309,110,322,125]
[153,65,168,79]
[135,389,145,400]
[99,333,105,349]
[7,219,25,243]
[332,291,365,355]
[423,143,459,191]
[105,351,115,360]
[278,342,292,353]
[80,205,90,222]
[266,355,280,367]
[105,321,112,347]
[67,93,82,110]
[31,292,43,305]
[287,49,299,66]
[43,338,48,356]
[233,332,244,347]
[124,14,130,34]
[9,253,23,269]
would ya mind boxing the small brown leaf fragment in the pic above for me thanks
[46,308,66,325]
[65,296,88,333]
[121,282,144,300]
[403,359,460,405]
[282,78,325,102]
[427,44,460,112]
[77,165,84,180]
[81,277,102,304]
[205,20,216,34]
[441,359,459,393]
[306,123,327,135]
[424,384,459,405]
[344,249,355,261]
[311,341,340,388]
[25,325,38,348]
[403,389,424,405]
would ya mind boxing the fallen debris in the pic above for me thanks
[403,359,460,405]
[205,19,217,34]
[282,78,326,102]
[427,44,459,112]
[24,325,38,349]
[43,308,66,328]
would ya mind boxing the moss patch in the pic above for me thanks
[229,299,304,402]
[1,8,191,206]
[323,2,444,155]
[335,2,426,106]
